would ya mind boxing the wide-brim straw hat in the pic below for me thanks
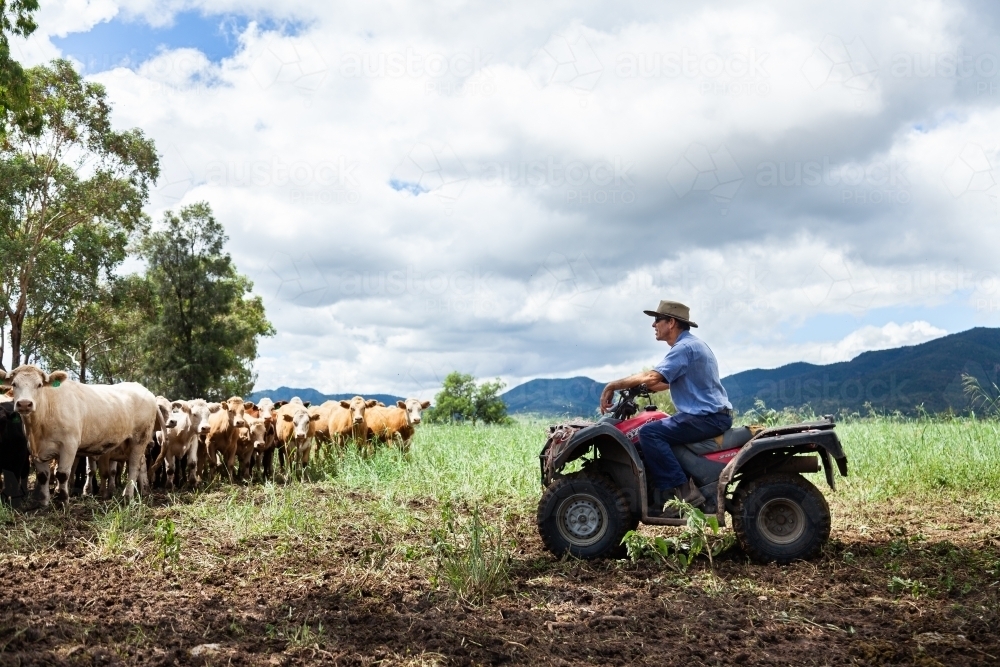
[643,300,698,327]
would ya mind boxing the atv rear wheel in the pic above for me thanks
[732,472,831,564]
[537,473,635,560]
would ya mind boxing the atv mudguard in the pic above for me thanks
[540,423,647,518]
[714,423,848,525]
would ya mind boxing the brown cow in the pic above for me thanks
[308,401,342,455]
[204,396,247,481]
[329,396,377,454]
[365,398,431,452]
[0,365,162,505]
[275,399,320,475]
[235,415,268,481]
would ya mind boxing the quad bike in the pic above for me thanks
[536,386,848,564]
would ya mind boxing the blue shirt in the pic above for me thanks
[653,331,732,416]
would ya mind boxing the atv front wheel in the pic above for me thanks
[732,472,831,564]
[537,473,635,560]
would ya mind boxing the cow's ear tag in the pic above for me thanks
[51,380,61,387]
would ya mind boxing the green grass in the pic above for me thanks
[1,415,998,579]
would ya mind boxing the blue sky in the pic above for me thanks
[51,11,302,73]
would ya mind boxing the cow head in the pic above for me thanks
[186,399,220,436]
[255,398,276,424]
[340,396,377,425]
[397,398,432,425]
[282,404,320,442]
[225,396,247,428]
[245,415,268,451]
[0,365,69,416]
[167,400,193,434]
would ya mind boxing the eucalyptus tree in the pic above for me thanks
[0,60,158,368]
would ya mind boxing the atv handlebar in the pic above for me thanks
[608,384,652,420]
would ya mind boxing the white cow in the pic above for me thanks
[0,365,162,505]
[151,398,221,488]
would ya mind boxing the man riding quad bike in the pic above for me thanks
[535,301,848,563]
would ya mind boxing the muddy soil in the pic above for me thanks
[0,495,998,666]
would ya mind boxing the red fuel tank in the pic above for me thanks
[615,410,668,443]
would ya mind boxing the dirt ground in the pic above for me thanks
[1,492,998,666]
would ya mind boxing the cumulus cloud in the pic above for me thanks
[11,0,1000,395]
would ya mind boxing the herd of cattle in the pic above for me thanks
[0,365,431,508]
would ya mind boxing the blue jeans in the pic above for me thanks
[638,412,733,491]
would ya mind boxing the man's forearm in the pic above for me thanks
[605,370,665,393]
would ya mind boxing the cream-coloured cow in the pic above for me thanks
[0,365,162,505]
[151,398,221,488]
[275,398,320,474]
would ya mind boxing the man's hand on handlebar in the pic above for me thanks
[599,386,615,414]
[600,370,667,415]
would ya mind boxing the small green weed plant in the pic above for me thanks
[622,501,735,573]
[154,517,181,567]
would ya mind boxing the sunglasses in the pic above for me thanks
[654,315,673,323]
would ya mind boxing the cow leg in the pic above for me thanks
[70,455,86,497]
[124,441,144,501]
[51,446,78,505]
[185,444,199,488]
[99,456,116,500]
[32,456,52,506]
[167,454,179,491]
[86,457,98,496]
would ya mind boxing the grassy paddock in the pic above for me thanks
[0,415,998,569]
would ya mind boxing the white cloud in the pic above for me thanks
[14,0,1000,395]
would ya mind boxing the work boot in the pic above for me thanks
[648,478,705,518]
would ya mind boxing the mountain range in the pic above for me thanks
[248,328,1000,416]
[246,386,404,407]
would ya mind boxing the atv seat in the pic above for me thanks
[670,426,756,488]
[679,426,755,456]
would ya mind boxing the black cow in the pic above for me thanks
[0,400,30,509]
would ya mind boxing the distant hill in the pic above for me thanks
[500,377,605,417]
[722,327,1000,414]
[246,386,405,407]
[248,327,1000,417]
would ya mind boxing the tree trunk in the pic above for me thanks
[79,343,87,384]
[9,307,23,369]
